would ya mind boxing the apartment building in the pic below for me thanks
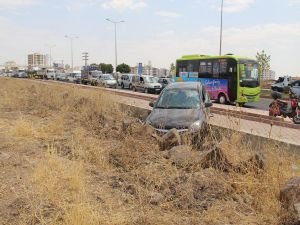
[28,53,49,67]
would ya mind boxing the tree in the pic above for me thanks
[116,63,131,73]
[99,63,114,73]
[256,50,271,78]
[106,64,113,73]
[170,63,176,76]
[65,64,70,70]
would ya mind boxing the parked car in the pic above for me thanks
[132,75,162,94]
[56,73,68,81]
[146,82,212,135]
[290,80,300,87]
[158,77,175,89]
[66,71,81,83]
[120,74,135,89]
[99,74,117,88]
[291,86,300,99]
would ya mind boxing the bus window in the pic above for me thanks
[178,62,187,72]
[188,63,193,72]
[212,60,219,78]
[220,60,227,75]
[199,61,212,78]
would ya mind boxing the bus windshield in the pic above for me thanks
[239,60,260,88]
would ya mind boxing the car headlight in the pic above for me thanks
[189,120,203,133]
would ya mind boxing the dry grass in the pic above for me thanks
[0,77,299,225]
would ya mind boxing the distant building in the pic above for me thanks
[262,70,276,80]
[5,61,17,68]
[130,63,169,77]
[159,68,169,77]
[28,53,48,67]
[4,61,18,72]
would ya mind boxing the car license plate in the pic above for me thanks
[155,89,160,91]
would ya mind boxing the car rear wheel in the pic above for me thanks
[133,86,137,92]
[129,84,132,90]
[218,94,227,104]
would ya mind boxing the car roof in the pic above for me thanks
[165,82,203,91]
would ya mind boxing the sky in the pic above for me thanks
[0,0,300,76]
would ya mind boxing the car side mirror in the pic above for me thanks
[149,101,155,107]
[205,102,213,108]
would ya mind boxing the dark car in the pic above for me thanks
[158,77,175,89]
[290,80,300,88]
[146,82,212,135]
[291,86,300,99]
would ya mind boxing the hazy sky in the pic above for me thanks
[0,0,300,75]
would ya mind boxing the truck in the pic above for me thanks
[271,76,291,92]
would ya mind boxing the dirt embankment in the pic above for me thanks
[0,78,299,225]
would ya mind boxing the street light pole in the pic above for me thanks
[219,0,224,56]
[45,44,56,68]
[106,18,125,76]
[64,35,79,72]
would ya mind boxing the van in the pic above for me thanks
[120,74,135,89]
[132,75,162,94]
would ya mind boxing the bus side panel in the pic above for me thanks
[175,73,228,101]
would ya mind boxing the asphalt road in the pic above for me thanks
[116,84,274,111]
[244,98,273,111]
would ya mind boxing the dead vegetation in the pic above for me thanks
[0,77,299,225]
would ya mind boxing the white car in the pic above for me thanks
[99,74,117,88]
[67,71,82,83]
[56,73,68,81]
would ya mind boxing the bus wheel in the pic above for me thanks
[218,94,227,104]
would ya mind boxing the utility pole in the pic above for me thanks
[106,18,125,78]
[64,35,79,72]
[219,0,224,56]
[45,44,56,68]
[82,52,89,79]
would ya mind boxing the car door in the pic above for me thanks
[124,75,129,88]
[138,76,145,91]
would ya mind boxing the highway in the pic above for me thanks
[245,98,273,111]
[11,78,300,146]
[116,85,274,111]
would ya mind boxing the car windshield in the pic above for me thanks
[144,76,154,83]
[104,75,114,80]
[156,89,201,109]
[239,60,260,88]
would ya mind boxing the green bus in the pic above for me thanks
[175,54,261,105]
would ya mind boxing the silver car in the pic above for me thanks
[100,74,117,88]
[132,75,162,94]
[120,74,135,89]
